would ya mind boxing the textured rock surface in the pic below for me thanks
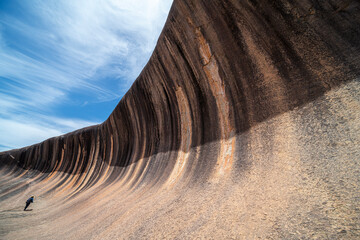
[1,0,360,239]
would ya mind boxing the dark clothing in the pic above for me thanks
[24,202,31,211]
[24,197,34,211]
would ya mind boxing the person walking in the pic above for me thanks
[24,196,34,211]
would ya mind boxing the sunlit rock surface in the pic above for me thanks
[1,0,360,239]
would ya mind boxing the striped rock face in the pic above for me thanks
[1,0,360,239]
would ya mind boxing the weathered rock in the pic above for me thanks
[1,0,360,239]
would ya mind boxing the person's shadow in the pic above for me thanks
[24,209,33,211]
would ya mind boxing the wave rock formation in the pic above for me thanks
[1,0,360,239]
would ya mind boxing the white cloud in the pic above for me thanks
[0,118,62,151]
[32,0,173,82]
[0,0,173,151]
[0,115,98,152]
[0,0,173,101]
[45,116,98,130]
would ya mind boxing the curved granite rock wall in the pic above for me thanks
[1,0,359,239]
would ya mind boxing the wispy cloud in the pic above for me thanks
[0,0,173,151]
[0,116,97,152]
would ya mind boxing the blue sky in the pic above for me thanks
[0,0,173,152]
